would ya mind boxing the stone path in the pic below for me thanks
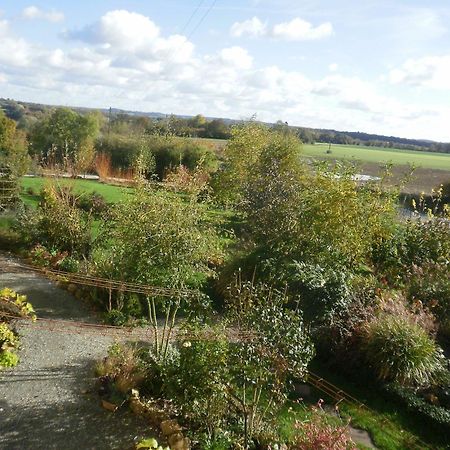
[0,253,153,450]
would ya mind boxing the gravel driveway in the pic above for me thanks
[0,253,152,450]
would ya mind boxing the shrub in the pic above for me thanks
[0,288,35,369]
[0,227,22,251]
[96,343,146,394]
[384,383,450,432]
[77,191,108,217]
[93,185,222,288]
[0,350,19,368]
[407,263,450,331]
[57,255,81,273]
[288,408,356,449]
[0,287,36,320]
[374,219,450,274]
[362,315,446,387]
[96,133,218,180]
[289,261,352,325]
[164,328,230,436]
[17,183,92,256]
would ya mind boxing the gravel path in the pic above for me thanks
[0,253,153,450]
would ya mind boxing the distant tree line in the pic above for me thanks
[1,97,450,154]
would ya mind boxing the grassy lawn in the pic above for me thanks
[20,177,133,207]
[303,143,450,171]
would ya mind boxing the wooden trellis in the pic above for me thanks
[0,167,19,211]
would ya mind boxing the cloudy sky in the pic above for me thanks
[1,0,449,141]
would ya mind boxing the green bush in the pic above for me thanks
[0,350,19,368]
[57,255,81,273]
[17,184,92,256]
[374,219,450,274]
[77,191,108,217]
[408,263,450,328]
[0,227,22,251]
[93,185,222,288]
[164,329,230,434]
[384,383,450,432]
[362,315,445,387]
[289,261,352,325]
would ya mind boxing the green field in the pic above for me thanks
[302,143,450,171]
[20,177,133,207]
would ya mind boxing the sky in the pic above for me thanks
[0,0,450,141]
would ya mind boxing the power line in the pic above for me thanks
[187,0,218,39]
[180,0,206,34]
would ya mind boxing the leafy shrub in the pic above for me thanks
[0,287,36,320]
[0,321,18,347]
[57,255,81,273]
[28,244,70,268]
[1,321,20,369]
[104,309,127,326]
[289,261,352,325]
[164,329,230,435]
[17,184,92,255]
[407,263,450,330]
[288,408,356,449]
[149,135,218,180]
[362,315,445,387]
[97,133,218,180]
[384,383,450,432]
[96,343,146,394]
[374,219,450,274]
[0,350,19,368]
[0,288,35,369]
[0,227,22,251]
[93,185,222,288]
[77,192,108,217]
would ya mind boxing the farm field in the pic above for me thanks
[199,138,450,171]
[199,138,450,193]
[302,143,450,171]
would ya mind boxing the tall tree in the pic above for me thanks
[30,108,100,173]
[0,110,29,176]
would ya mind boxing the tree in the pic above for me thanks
[212,122,275,205]
[29,108,99,173]
[0,110,30,176]
[93,184,223,288]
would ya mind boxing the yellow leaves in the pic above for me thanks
[0,287,36,321]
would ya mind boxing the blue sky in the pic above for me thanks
[1,0,449,140]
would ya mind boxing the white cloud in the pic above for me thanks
[65,10,194,64]
[0,18,9,36]
[388,55,450,89]
[1,9,448,141]
[230,17,267,38]
[272,18,333,41]
[231,16,333,41]
[328,63,338,72]
[219,46,253,69]
[22,6,64,23]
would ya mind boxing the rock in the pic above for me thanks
[168,433,190,450]
[129,397,147,416]
[160,419,182,436]
[101,399,118,412]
